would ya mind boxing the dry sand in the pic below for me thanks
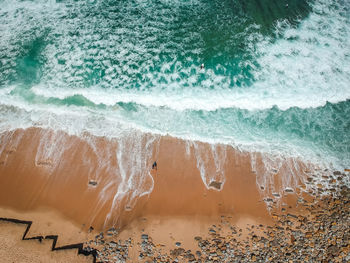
[0,220,90,263]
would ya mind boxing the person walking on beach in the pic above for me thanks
[152,161,157,171]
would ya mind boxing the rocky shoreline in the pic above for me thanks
[84,171,350,263]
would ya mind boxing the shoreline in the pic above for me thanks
[0,127,282,230]
[0,127,348,261]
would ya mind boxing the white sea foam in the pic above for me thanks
[22,0,349,112]
[1,0,348,113]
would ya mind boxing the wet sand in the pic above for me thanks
[0,127,333,262]
[0,127,277,228]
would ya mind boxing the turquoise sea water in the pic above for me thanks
[0,0,349,171]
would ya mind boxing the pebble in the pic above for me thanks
[88,180,98,186]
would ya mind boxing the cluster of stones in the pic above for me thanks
[85,228,130,262]
[167,185,350,263]
[191,191,349,262]
[138,234,172,262]
[139,234,154,260]
[86,171,349,263]
[303,170,349,197]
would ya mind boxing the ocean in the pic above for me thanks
[0,0,349,201]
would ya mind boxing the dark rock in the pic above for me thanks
[194,236,202,241]
[209,228,216,234]
[170,248,185,257]
[287,213,298,219]
[185,253,195,261]
[109,241,117,248]
[209,181,222,190]
[327,245,339,255]
[89,180,98,186]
